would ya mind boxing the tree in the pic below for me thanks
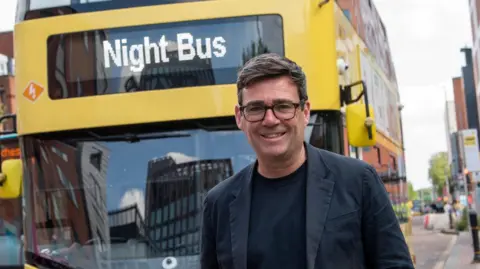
[428,151,450,197]
[407,182,417,200]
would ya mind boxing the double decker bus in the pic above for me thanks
[1,0,397,268]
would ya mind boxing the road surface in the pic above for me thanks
[410,216,456,269]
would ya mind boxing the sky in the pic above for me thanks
[0,0,473,190]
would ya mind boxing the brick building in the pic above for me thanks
[0,31,14,58]
[0,31,15,131]
[453,77,469,131]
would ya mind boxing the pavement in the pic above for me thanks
[410,219,457,269]
[442,231,480,269]
[411,214,480,269]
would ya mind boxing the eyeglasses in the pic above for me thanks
[239,101,303,122]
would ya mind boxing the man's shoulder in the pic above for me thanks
[308,146,380,187]
[313,146,371,173]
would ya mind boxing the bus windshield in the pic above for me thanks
[22,126,256,269]
[16,0,209,22]
[20,111,341,269]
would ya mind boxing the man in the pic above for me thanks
[201,53,414,269]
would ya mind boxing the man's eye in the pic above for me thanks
[248,106,264,112]
[276,104,293,110]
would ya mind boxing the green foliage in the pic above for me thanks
[456,207,468,231]
[428,152,450,197]
[417,188,433,202]
[407,182,417,200]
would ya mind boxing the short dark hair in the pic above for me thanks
[236,53,308,105]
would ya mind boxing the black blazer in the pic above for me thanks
[201,143,414,269]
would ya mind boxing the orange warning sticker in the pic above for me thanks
[23,81,44,102]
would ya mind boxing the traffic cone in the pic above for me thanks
[424,214,430,229]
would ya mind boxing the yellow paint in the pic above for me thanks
[24,264,37,269]
[464,135,476,146]
[0,159,23,199]
[376,131,403,154]
[14,0,341,135]
[346,104,377,147]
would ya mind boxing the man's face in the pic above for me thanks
[235,75,310,160]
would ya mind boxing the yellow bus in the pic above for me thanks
[4,0,383,268]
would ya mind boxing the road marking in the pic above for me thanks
[433,234,458,269]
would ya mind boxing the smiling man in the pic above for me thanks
[200,53,414,269]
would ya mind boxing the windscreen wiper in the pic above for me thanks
[82,131,191,143]
[26,251,83,269]
[194,122,238,131]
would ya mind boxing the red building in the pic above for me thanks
[0,31,16,131]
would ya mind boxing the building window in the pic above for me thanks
[0,86,5,105]
[0,86,6,129]
[374,146,381,164]
[390,155,397,170]
[90,151,102,171]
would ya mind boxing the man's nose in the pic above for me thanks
[262,109,280,126]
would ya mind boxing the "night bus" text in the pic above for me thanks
[103,33,227,72]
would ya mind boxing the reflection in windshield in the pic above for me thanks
[23,129,255,269]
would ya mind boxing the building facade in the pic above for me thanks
[336,0,406,203]
[0,31,15,131]
[144,153,233,258]
[469,0,480,87]
[445,100,458,164]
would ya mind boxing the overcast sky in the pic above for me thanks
[0,0,473,190]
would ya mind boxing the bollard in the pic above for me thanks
[468,209,480,263]
[449,212,454,229]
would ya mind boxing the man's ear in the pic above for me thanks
[235,105,243,130]
[303,100,311,126]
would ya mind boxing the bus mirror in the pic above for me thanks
[0,159,23,199]
[345,103,377,147]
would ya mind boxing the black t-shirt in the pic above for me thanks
[247,161,307,269]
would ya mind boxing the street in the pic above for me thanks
[410,216,457,269]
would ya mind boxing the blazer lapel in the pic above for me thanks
[229,163,254,269]
[305,144,335,269]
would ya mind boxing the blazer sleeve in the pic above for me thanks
[361,165,415,269]
[200,194,219,269]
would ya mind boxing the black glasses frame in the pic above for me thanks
[239,101,304,122]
